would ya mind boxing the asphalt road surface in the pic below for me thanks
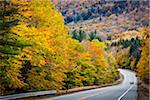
[42,69,137,100]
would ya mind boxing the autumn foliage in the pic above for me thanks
[0,0,119,95]
[137,28,149,84]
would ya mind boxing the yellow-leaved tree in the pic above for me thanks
[11,0,77,91]
[1,0,119,95]
[137,27,149,84]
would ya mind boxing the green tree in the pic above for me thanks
[88,30,101,41]
[72,30,79,40]
[78,30,86,42]
[0,0,31,95]
[89,31,96,41]
[0,1,30,55]
[71,29,87,42]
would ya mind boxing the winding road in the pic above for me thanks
[42,69,137,100]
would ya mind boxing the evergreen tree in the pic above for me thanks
[0,1,30,55]
[89,31,96,41]
[72,30,79,40]
[88,30,101,41]
[71,29,86,42]
[0,0,31,95]
[78,30,86,42]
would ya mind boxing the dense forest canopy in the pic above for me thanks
[0,0,149,97]
[0,0,119,95]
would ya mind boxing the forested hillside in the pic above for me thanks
[57,0,148,24]
[0,0,119,95]
[55,0,149,99]
[55,0,149,79]
[0,0,149,99]
[56,0,149,41]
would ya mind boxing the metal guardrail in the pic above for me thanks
[0,71,124,100]
[0,90,56,100]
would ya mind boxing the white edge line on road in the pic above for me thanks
[117,85,134,100]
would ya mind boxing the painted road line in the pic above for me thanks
[78,90,108,100]
[117,85,134,100]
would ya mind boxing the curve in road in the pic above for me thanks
[42,69,137,100]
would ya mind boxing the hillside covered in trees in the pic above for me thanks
[55,0,149,81]
[55,0,149,99]
[55,0,149,41]
[0,0,119,95]
[0,0,149,99]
